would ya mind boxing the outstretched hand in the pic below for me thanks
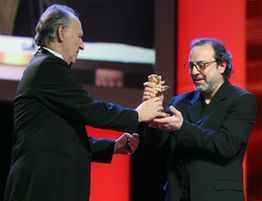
[114,133,140,154]
[150,106,183,132]
[136,97,164,122]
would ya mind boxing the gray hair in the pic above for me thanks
[34,4,78,47]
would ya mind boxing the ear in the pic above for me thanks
[219,62,226,74]
[57,25,66,43]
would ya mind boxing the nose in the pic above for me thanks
[80,40,85,50]
[190,65,199,75]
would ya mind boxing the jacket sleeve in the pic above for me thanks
[89,137,115,163]
[34,58,138,133]
[175,93,257,162]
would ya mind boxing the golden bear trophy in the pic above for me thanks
[147,74,169,93]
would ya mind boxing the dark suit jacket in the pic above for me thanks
[4,49,139,201]
[144,81,256,201]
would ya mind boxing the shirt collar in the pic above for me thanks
[42,47,64,61]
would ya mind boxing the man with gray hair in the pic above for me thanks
[4,4,164,201]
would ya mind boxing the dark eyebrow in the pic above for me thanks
[189,60,205,63]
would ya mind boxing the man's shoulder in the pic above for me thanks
[27,50,68,72]
[221,83,256,107]
[229,83,254,97]
[169,90,196,104]
[32,50,64,64]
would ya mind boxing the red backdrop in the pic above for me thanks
[86,127,129,201]
[177,0,246,94]
[245,0,262,200]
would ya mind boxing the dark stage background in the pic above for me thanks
[13,0,154,48]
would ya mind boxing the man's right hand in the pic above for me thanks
[143,81,164,102]
[135,97,165,122]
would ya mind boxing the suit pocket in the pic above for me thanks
[214,179,243,192]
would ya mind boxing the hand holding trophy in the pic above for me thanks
[144,74,169,120]
[143,74,169,103]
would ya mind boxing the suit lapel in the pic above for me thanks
[186,81,232,124]
[187,91,202,123]
[206,80,232,110]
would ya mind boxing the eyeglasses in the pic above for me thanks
[184,60,217,72]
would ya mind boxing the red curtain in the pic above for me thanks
[86,127,130,201]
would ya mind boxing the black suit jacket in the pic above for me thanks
[144,81,256,201]
[4,49,138,201]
